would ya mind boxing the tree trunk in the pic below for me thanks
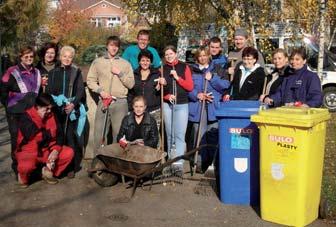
[317,0,326,81]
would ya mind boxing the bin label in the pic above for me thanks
[271,163,285,180]
[231,134,250,149]
[230,128,253,150]
[269,135,297,150]
[269,135,294,143]
[234,158,248,173]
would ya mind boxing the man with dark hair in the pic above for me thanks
[122,30,161,70]
[87,36,134,150]
[208,36,229,80]
[228,28,265,75]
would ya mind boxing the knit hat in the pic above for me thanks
[234,28,248,38]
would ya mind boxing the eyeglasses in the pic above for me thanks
[23,55,34,59]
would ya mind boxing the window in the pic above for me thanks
[107,16,121,28]
[90,18,102,27]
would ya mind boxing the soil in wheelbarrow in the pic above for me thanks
[321,112,336,221]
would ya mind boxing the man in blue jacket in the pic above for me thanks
[122,30,161,70]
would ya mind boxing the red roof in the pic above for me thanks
[73,0,122,10]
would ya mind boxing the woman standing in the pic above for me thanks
[127,50,160,115]
[159,45,194,173]
[264,48,322,107]
[188,46,230,172]
[46,46,86,177]
[262,48,289,98]
[0,46,41,174]
[36,42,58,92]
[36,42,58,75]
[225,47,266,100]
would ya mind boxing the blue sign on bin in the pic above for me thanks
[216,100,261,205]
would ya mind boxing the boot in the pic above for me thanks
[42,167,58,184]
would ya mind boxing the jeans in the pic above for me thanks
[163,103,188,164]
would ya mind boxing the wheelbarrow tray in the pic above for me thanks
[96,143,164,177]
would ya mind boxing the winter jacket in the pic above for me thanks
[122,45,161,70]
[128,67,160,112]
[46,65,85,108]
[163,59,194,104]
[229,63,266,100]
[16,107,63,155]
[265,66,289,96]
[188,63,230,122]
[270,65,322,107]
[0,64,41,113]
[211,54,229,80]
[117,112,159,148]
[86,53,134,98]
[36,61,58,76]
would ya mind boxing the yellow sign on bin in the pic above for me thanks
[251,107,330,227]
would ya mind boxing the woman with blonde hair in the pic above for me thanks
[46,45,86,177]
[188,46,230,172]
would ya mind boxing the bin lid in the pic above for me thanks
[216,100,262,118]
[251,107,331,127]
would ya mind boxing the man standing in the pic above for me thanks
[228,28,265,74]
[122,30,161,70]
[208,36,229,80]
[87,36,134,150]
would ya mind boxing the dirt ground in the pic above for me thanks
[0,107,335,227]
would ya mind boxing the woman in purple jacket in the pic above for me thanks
[264,48,322,107]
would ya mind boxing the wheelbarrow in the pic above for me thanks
[88,143,217,197]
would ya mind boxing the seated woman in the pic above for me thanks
[225,47,266,100]
[15,93,74,188]
[264,48,322,107]
[117,96,159,149]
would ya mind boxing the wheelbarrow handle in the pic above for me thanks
[137,144,218,179]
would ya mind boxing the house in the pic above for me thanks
[74,0,127,28]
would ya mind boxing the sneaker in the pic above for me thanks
[42,167,58,185]
[17,174,28,188]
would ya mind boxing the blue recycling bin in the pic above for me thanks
[216,100,261,205]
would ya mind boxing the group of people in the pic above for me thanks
[0,28,323,187]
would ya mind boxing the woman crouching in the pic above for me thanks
[16,93,74,187]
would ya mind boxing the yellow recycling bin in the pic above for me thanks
[251,107,330,227]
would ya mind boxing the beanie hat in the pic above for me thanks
[234,28,248,38]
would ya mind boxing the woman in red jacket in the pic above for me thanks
[16,93,74,187]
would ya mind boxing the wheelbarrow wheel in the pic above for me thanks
[91,157,118,187]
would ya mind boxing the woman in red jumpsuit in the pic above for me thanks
[15,93,74,187]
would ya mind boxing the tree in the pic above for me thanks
[47,0,120,64]
[47,0,90,43]
[122,0,336,45]
[0,0,48,50]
